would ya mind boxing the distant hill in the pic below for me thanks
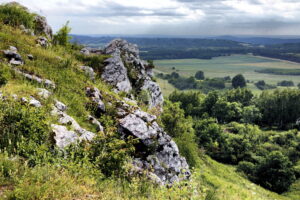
[71,34,243,49]
[211,36,300,45]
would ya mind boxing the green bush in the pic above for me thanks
[88,131,137,177]
[255,151,296,193]
[0,153,24,185]
[0,100,50,161]
[237,161,255,178]
[0,3,35,29]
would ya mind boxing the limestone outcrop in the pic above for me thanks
[117,100,191,185]
[102,39,163,109]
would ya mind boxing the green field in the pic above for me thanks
[154,54,300,96]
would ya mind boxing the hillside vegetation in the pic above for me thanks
[0,2,299,200]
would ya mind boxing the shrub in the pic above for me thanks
[0,100,50,161]
[88,131,136,177]
[237,161,255,178]
[255,151,296,193]
[0,2,35,29]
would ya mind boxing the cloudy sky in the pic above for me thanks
[3,0,300,36]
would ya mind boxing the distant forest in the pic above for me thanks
[71,35,300,62]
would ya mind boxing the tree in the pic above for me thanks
[195,71,205,80]
[255,151,296,193]
[232,74,246,88]
[241,105,262,124]
[53,21,72,46]
[212,98,242,123]
[225,88,253,106]
[298,83,300,89]
[257,89,300,128]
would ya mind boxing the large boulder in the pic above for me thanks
[102,39,163,109]
[34,15,53,39]
[117,102,190,185]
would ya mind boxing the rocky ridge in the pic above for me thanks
[101,39,164,109]
[0,2,190,186]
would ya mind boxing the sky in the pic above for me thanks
[2,0,300,36]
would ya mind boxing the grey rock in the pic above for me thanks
[27,54,34,60]
[78,129,95,141]
[31,75,43,84]
[36,36,50,48]
[88,115,104,132]
[80,48,90,56]
[101,50,132,92]
[118,107,190,185]
[3,46,23,65]
[37,88,52,99]
[20,25,34,36]
[51,124,78,148]
[86,87,106,115]
[80,66,96,80]
[44,79,56,89]
[104,39,139,57]
[20,97,28,103]
[9,46,17,53]
[55,100,67,112]
[12,94,18,100]
[34,15,53,39]
[141,79,164,109]
[14,69,55,88]
[52,107,96,143]
[9,59,23,66]
[29,97,42,107]
[102,39,163,109]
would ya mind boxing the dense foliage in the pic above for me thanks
[169,88,300,193]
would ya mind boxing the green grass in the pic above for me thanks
[196,156,292,200]
[154,55,300,95]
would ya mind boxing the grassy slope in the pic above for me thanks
[0,24,297,199]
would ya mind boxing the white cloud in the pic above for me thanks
[1,0,300,35]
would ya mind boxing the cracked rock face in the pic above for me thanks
[118,103,190,185]
[34,15,53,39]
[101,50,132,93]
[102,39,163,109]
